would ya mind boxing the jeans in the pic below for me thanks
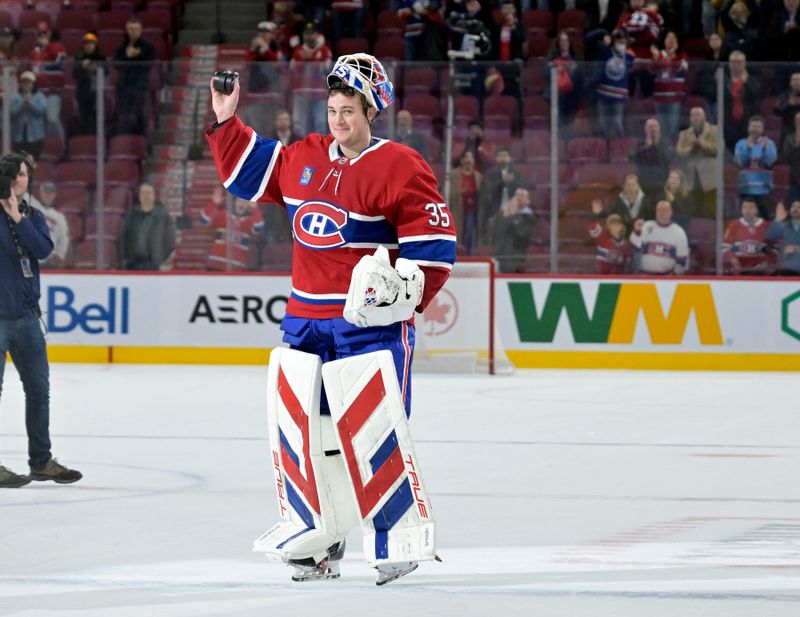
[0,311,51,467]
[656,102,682,140]
[597,97,625,140]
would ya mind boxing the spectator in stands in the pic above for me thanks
[546,31,582,139]
[458,118,492,171]
[589,199,634,273]
[720,0,761,60]
[631,200,690,274]
[269,110,302,147]
[489,187,535,274]
[767,200,800,274]
[246,21,286,93]
[580,0,626,60]
[113,17,155,136]
[73,32,106,135]
[399,0,446,61]
[656,169,694,231]
[393,109,429,162]
[735,115,778,219]
[0,26,16,61]
[450,150,483,255]
[492,1,525,98]
[722,197,774,274]
[781,111,800,204]
[629,118,674,200]
[595,32,634,140]
[767,0,800,89]
[28,21,66,143]
[676,106,718,218]
[29,21,65,71]
[774,72,800,146]
[695,32,729,123]
[200,197,265,271]
[724,51,761,149]
[479,147,527,243]
[10,72,47,160]
[118,183,175,270]
[31,181,69,269]
[606,173,653,235]
[290,21,332,136]
[650,31,688,140]
[332,0,363,41]
[613,0,663,96]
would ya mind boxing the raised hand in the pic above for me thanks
[210,74,241,124]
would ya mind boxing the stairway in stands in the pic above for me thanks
[149,43,253,269]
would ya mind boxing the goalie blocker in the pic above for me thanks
[255,347,437,584]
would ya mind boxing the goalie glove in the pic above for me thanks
[343,246,425,328]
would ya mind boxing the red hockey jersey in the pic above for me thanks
[206,115,456,319]
[722,217,774,274]
[200,204,265,270]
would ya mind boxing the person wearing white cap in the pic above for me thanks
[10,71,47,160]
[246,19,285,92]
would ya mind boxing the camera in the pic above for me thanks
[212,70,239,95]
[0,157,20,201]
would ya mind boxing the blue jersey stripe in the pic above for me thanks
[227,136,280,200]
[290,292,347,305]
[399,239,457,264]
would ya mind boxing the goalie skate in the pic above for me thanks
[289,540,346,582]
[375,561,418,586]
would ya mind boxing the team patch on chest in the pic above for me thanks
[291,201,349,249]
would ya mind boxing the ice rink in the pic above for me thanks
[1,363,799,616]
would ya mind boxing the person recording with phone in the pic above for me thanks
[0,152,82,488]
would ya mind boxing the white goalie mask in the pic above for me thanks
[327,53,395,113]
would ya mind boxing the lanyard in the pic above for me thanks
[3,200,31,259]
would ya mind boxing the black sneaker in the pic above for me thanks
[0,465,31,488]
[29,458,82,484]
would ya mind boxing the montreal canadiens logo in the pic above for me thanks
[292,201,348,249]
[421,288,458,336]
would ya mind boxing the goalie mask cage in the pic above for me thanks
[413,257,513,375]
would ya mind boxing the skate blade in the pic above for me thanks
[375,562,419,586]
[291,571,341,582]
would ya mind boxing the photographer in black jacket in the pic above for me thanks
[0,152,81,488]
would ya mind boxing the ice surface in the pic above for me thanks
[1,364,799,616]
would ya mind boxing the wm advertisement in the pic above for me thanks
[496,278,800,370]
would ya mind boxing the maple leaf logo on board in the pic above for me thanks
[421,289,458,336]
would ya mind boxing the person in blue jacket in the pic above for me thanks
[0,152,82,488]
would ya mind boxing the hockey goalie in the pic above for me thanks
[206,53,456,584]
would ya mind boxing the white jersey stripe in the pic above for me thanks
[398,234,458,243]
[250,140,282,202]
[223,129,257,189]
[291,287,348,300]
[410,259,453,270]
[346,242,399,249]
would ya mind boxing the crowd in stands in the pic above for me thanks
[2,0,799,276]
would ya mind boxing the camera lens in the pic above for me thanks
[212,71,238,95]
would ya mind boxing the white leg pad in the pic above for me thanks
[254,347,357,563]
[321,350,436,567]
